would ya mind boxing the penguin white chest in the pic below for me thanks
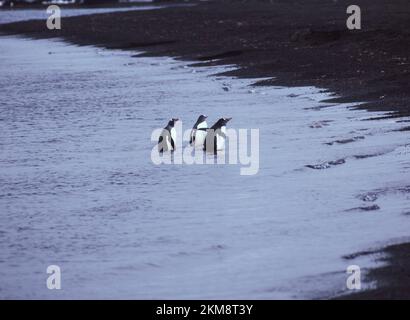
[165,135,172,150]
[170,127,176,143]
[162,128,175,151]
[193,121,207,147]
[216,126,227,150]
[165,127,176,150]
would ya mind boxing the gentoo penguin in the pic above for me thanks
[189,115,208,147]
[203,117,232,154]
[158,118,179,153]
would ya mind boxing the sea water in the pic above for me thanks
[0,36,409,299]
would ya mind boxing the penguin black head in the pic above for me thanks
[197,114,208,123]
[221,117,232,125]
[167,118,179,127]
[212,117,232,129]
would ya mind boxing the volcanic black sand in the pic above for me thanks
[336,242,410,299]
[1,0,409,299]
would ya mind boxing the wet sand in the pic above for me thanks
[336,242,410,299]
[1,0,410,299]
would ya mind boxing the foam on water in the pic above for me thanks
[0,36,409,299]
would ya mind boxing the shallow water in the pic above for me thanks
[0,36,410,299]
[0,4,187,24]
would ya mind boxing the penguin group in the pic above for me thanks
[157,115,232,154]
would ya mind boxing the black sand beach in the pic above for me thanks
[1,0,409,117]
[338,242,410,299]
[1,0,409,299]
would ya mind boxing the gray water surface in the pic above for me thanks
[1,37,410,299]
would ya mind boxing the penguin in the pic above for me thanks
[189,115,208,147]
[203,117,232,154]
[158,118,179,153]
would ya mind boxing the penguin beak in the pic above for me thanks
[173,118,179,122]
[225,117,232,122]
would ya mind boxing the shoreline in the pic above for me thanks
[1,0,409,299]
[0,0,191,9]
[334,242,410,299]
[0,0,409,118]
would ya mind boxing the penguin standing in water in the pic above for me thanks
[189,115,208,147]
[203,117,232,154]
[158,118,179,153]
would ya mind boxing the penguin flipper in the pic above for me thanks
[189,129,195,145]
[158,135,164,153]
